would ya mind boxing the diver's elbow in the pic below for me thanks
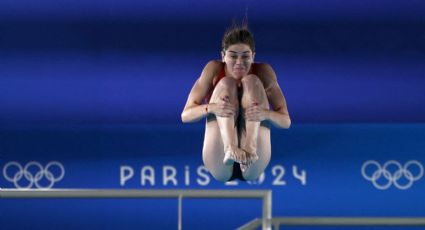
[285,118,291,129]
[279,117,291,129]
[181,112,188,123]
[181,111,196,123]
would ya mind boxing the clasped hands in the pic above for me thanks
[208,96,267,122]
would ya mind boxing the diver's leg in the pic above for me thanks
[202,77,243,181]
[202,117,233,182]
[240,74,270,172]
[209,77,247,165]
[240,125,271,181]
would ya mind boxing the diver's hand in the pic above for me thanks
[244,102,268,122]
[208,96,237,117]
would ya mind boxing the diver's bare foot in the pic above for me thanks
[239,151,259,172]
[240,163,248,172]
[246,151,259,164]
[223,147,247,165]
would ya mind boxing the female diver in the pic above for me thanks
[181,23,290,181]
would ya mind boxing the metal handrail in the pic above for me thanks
[0,189,272,230]
[238,217,425,230]
[272,217,425,226]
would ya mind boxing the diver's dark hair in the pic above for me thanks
[221,20,255,52]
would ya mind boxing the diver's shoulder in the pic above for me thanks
[200,60,223,80]
[253,62,278,81]
[253,62,272,71]
[205,60,223,69]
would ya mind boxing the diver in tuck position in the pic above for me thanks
[181,23,291,181]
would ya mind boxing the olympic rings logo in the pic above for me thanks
[361,160,423,190]
[2,161,65,189]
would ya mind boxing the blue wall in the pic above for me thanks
[1,1,425,229]
[1,0,425,124]
[1,123,424,229]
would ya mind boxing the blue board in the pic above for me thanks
[1,123,424,229]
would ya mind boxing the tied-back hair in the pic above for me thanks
[221,18,255,52]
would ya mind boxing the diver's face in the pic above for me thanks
[222,43,255,79]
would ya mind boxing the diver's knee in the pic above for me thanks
[241,74,261,86]
[211,77,238,102]
[241,74,267,106]
[216,76,238,89]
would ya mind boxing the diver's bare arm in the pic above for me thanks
[181,61,220,123]
[261,64,291,129]
[181,86,209,123]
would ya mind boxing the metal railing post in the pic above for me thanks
[262,190,272,230]
[178,194,183,230]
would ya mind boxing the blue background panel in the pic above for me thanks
[1,124,424,229]
[1,1,425,124]
[1,0,425,229]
